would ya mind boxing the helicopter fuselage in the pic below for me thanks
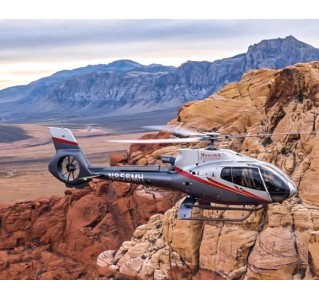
[48,127,298,217]
[85,148,296,206]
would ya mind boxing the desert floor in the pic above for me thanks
[0,124,147,203]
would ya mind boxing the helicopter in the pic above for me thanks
[48,126,298,222]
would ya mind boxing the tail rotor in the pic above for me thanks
[57,155,80,183]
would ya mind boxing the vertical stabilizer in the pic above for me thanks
[49,127,79,150]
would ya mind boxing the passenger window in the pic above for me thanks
[233,167,265,190]
[232,168,243,186]
[221,167,265,191]
[221,167,232,182]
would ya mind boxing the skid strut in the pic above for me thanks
[178,197,266,222]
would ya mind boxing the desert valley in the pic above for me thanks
[0,123,148,202]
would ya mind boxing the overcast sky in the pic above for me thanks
[1,2,319,90]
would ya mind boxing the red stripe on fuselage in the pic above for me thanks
[174,167,269,203]
[207,178,267,202]
[52,137,78,146]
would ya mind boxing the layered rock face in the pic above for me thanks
[98,61,319,279]
[0,182,181,279]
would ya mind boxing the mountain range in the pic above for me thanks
[1,35,319,124]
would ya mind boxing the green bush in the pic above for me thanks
[281,147,287,155]
[262,136,272,147]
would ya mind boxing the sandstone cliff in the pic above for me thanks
[98,61,319,279]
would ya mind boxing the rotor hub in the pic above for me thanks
[67,164,77,172]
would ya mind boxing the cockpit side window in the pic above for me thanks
[260,168,289,201]
[221,167,265,191]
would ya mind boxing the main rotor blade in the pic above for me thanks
[108,137,202,144]
[221,133,272,139]
[227,131,316,139]
[143,125,202,137]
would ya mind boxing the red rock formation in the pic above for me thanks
[0,181,181,279]
[109,150,128,166]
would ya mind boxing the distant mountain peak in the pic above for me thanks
[243,35,319,70]
[248,35,313,51]
[107,59,143,68]
[283,35,308,44]
[285,34,298,40]
[282,35,315,48]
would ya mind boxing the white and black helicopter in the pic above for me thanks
[48,126,297,222]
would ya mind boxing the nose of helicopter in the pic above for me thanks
[288,181,298,199]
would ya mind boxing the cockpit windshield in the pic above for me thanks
[221,163,293,203]
[259,166,290,202]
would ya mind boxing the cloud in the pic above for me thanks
[1,20,319,63]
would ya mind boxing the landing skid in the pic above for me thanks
[178,197,266,222]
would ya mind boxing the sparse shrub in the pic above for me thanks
[297,92,304,103]
[262,136,272,147]
[281,147,287,155]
